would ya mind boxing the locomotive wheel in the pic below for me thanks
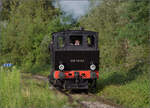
[49,72,54,84]
[89,79,97,92]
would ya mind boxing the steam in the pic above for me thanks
[54,0,91,19]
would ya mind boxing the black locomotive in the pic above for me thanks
[49,29,99,89]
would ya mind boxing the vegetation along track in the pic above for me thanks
[31,75,125,108]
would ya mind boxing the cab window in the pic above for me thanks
[70,36,82,46]
[87,35,95,47]
[57,36,64,48]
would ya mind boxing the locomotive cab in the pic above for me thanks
[49,30,99,89]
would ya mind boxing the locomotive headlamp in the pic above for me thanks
[59,64,64,71]
[90,64,96,70]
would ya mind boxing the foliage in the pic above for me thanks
[80,0,149,107]
[80,0,149,71]
[116,0,149,45]
[0,0,76,72]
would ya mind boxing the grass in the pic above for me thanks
[21,78,68,108]
[0,67,69,108]
[96,62,150,108]
[0,67,22,108]
[0,62,149,108]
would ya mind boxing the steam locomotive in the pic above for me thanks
[49,29,99,89]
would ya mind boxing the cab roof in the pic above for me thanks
[52,30,98,36]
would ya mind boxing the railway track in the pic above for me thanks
[31,75,125,108]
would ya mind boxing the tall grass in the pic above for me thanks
[0,67,22,108]
[21,78,68,108]
[96,63,150,108]
[0,68,68,108]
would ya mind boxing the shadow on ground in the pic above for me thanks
[95,62,146,92]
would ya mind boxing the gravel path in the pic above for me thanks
[81,101,117,108]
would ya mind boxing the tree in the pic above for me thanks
[0,0,76,72]
[79,0,149,70]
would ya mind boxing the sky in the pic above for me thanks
[54,0,91,19]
